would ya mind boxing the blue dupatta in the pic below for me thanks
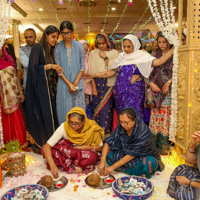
[105,107,161,169]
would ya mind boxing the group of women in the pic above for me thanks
[2,20,198,199]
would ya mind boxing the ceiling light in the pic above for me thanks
[112,7,116,10]
[39,8,43,11]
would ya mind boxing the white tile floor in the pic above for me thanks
[0,152,174,200]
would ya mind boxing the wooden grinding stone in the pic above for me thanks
[41,175,53,188]
[88,173,101,187]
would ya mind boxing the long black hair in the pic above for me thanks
[39,25,59,64]
[5,43,16,64]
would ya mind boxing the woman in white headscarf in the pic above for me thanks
[86,35,174,119]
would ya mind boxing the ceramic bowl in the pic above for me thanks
[0,184,48,200]
[112,175,154,200]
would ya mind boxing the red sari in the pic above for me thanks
[41,139,99,174]
[0,47,26,147]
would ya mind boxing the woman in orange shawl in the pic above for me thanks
[42,107,104,177]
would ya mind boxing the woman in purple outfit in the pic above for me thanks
[86,35,174,119]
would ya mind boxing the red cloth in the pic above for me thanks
[41,139,99,174]
[0,99,26,145]
[0,46,16,70]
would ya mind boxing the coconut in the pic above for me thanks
[88,173,101,187]
[41,175,53,188]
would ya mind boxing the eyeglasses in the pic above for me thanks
[97,42,106,46]
[25,36,34,39]
[61,31,72,36]
[68,121,82,127]
[119,120,132,126]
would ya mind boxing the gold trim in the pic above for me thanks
[92,86,113,119]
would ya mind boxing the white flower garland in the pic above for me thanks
[0,0,11,149]
[147,0,180,142]
[0,0,11,49]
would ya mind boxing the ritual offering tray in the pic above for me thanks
[85,173,115,189]
[37,176,68,192]
[0,184,48,200]
[112,176,154,200]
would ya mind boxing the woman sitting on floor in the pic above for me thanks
[98,107,164,179]
[167,131,200,200]
[42,107,104,178]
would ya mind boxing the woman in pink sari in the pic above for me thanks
[0,46,26,149]
[42,107,104,177]
[79,40,92,119]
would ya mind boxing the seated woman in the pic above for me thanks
[167,131,200,200]
[42,107,104,178]
[98,107,164,179]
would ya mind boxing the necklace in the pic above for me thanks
[66,48,71,67]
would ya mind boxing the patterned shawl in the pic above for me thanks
[64,107,105,146]
[105,107,161,169]
[149,49,173,108]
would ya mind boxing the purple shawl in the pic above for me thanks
[149,49,173,108]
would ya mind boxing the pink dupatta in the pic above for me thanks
[79,40,92,95]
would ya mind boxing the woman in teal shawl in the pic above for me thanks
[55,21,85,125]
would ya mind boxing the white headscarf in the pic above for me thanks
[111,35,155,78]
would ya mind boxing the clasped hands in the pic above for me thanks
[150,82,170,94]
[68,81,79,94]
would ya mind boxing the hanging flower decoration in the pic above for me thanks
[128,0,133,6]
[147,0,180,142]
[58,0,63,4]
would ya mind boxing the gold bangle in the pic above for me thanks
[93,89,97,92]
[20,92,23,94]
[119,160,124,165]
[95,73,98,76]
[47,156,52,161]
[100,157,106,160]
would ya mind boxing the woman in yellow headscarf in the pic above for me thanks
[42,107,104,177]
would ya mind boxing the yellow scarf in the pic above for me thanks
[64,107,105,146]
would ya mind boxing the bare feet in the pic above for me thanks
[75,166,83,174]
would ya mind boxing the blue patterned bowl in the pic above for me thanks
[0,184,49,200]
[112,176,154,200]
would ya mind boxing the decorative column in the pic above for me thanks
[174,0,200,159]
[12,20,20,58]
[177,0,183,45]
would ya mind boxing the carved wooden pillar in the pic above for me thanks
[178,0,183,46]
[175,0,200,159]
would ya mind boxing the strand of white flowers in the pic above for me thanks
[0,0,11,49]
[0,100,4,149]
[147,0,179,142]
[163,0,171,27]
[159,0,168,27]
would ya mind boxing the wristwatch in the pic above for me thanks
[104,56,108,61]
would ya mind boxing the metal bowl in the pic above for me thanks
[85,174,115,189]
[37,176,68,192]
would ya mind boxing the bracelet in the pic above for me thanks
[104,56,108,61]
[119,160,124,165]
[168,80,171,84]
[48,64,51,70]
[189,180,192,187]
[94,145,95,151]
[20,92,23,94]
[95,73,98,77]
[93,89,97,92]
[100,157,106,160]
[189,142,196,149]
[187,146,196,154]
[47,156,52,161]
